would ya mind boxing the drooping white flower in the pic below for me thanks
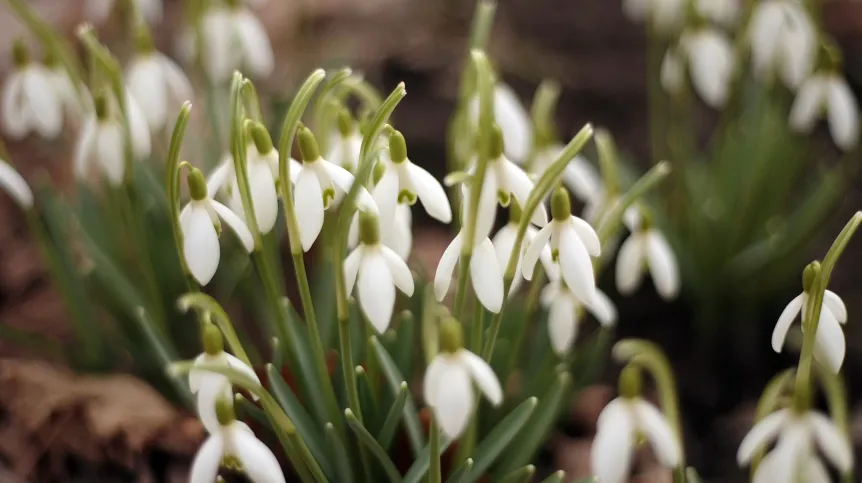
[492,208,558,296]
[790,72,859,151]
[529,143,601,203]
[541,280,616,355]
[0,160,33,209]
[470,83,532,163]
[771,288,847,373]
[679,27,734,108]
[2,42,62,140]
[85,0,162,24]
[748,0,816,90]
[190,397,285,483]
[126,29,193,132]
[293,127,378,251]
[616,220,679,300]
[326,109,363,173]
[180,167,255,286]
[522,188,601,305]
[622,0,685,34]
[200,4,273,83]
[737,408,852,482]
[591,396,681,483]
[74,90,152,186]
[345,212,415,333]
[424,320,502,439]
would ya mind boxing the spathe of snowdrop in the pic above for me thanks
[541,280,616,355]
[85,0,162,25]
[325,108,363,173]
[423,318,502,439]
[469,83,532,163]
[622,0,685,34]
[737,408,852,482]
[189,324,260,433]
[0,160,33,209]
[529,143,601,203]
[616,213,679,300]
[678,27,733,108]
[345,211,414,333]
[790,71,859,151]
[523,188,601,305]
[748,0,816,89]
[493,203,558,296]
[2,40,62,140]
[200,0,273,83]
[591,367,681,483]
[126,25,193,132]
[180,167,255,286]
[771,267,848,373]
[73,90,152,186]
[190,396,285,483]
[293,126,378,252]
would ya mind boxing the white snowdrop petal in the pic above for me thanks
[188,353,208,393]
[408,163,452,223]
[790,77,826,133]
[826,77,859,151]
[295,168,325,251]
[808,412,853,472]
[570,216,601,257]
[813,309,845,373]
[224,354,261,386]
[184,205,221,285]
[562,156,601,202]
[686,29,732,108]
[805,457,831,483]
[588,289,617,327]
[207,158,234,196]
[248,159,279,234]
[2,73,26,139]
[385,204,413,259]
[463,169,499,242]
[358,251,396,333]
[736,408,790,464]
[460,350,503,405]
[233,425,287,483]
[128,57,167,131]
[492,84,532,163]
[823,290,847,324]
[762,425,808,483]
[748,2,783,80]
[539,280,560,308]
[771,294,804,353]
[236,10,274,78]
[591,401,635,483]
[434,233,463,301]
[434,363,474,439]
[159,55,194,106]
[634,400,681,467]
[96,123,126,186]
[22,68,62,139]
[646,231,679,300]
[558,224,597,304]
[123,93,152,159]
[522,224,553,281]
[660,48,685,95]
[210,200,255,253]
[471,238,504,313]
[344,247,363,296]
[137,0,163,24]
[0,160,33,208]
[751,450,783,483]
[492,224,519,272]
[502,160,546,226]
[196,372,230,434]
[651,0,684,32]
[423,356,446,407]
[379,245,414,296]
[371,168,399,222]
[202,10,234,82]
[548,296,577,355]
[189,433,224,483]
[616,234,645,296]
[325,161,379,214]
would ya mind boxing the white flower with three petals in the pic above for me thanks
[0,160,33,209]
[200,3,273,83]
[469,83,532,163]
[678,27,734,108]
[616,220,679,301]
[748,0,816,90]
[540,280,616,355]
[126,31,193,132]
[789,72,859,151]
[2,42,63,140]
[771,288,848,373]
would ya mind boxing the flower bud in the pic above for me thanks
[188,167,208,201]
[389,130,408,164]
[298,126,321,162]
[618,364,643,399]
[202,323,224,355]
[358,210,380,245]
[249,121,274,155]
[550,187,571,221]
[215,395,236,426]
[440,317,464,354]
[802,261,821,293]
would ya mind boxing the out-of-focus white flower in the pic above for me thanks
[345,212,414,333]
[326,109,363,173]
[126,29,192,132]
[679,27,734,108]
[737,408,852,482]
[45,63,90,122]
[0,160,33,209]
[529,143,601,203]
[771,287,847,373]
[622,0,685,34]
[470,83,532,163]
[616,219,679,300]
[2,42,62,140]
[660,47,685,95]
[591,395,681,483]
[85,0,162,25]
[789,72,859,151]
[180,167,255,286]
[435,225,504,313]
[748,0,816,90]
[493,212,557,296]
[541,281,616,354]
[200,3,273,83]
[74,91,152,186]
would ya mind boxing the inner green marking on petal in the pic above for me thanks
[323,187,336,209]
[551,249,559,262]
[222,454,242,471]
[398,189,417,205]
[497,190,511,207]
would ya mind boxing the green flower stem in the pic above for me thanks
[750,368,795,474]
[457,0,497,104]
[429,418,442,483]
[177,292,251,366]
[240,78,263,122]
[526,79,561,171]
[165,103,194,280]
[595,161,672,249]
[469,301,485,353]
[311,68,354,151]
[229,72,262,249]
[595,128,621,198]
[506,265,546,374]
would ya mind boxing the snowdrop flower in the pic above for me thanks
[470,83,532,163]
[85,0,162,25]
[190,396,285,483]
[623,0,685,34]
[0,160,33,209]
[737,408,852,482]
[126,26,193,132]
[326,108,363,173]
[529,143,601,203]
[771,268,847,373]
[345,212,415,333]
[790,71,859,151]
[424,318,502,439]
[541,280,616,355]
[200,0,273,83]
[189,324,260,433]
[616,215,679,300]
[294,126,378,251]
[74,90,152,186]
[493,204,558,296]
[2,40,62,140]
[522,188,601,305]
[591,375,681,483]
[180,167,254,286]
[348,162,414,260]
[678,27,734,108]
[748,0,816,89]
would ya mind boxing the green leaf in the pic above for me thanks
[539,471,567,483]
[345,409,402,483]
[356,366,379,432]
[402,438,454,483]
[370,336,424,455]
[325,422,356,483]
[444,458,473,483]
[498,465,535,483]
[377,381,409,451]
[460,397,538,483]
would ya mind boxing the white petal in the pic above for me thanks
[823,290,847,324]
[561,156,601,202]
[771,294,804,353]
[493,224,520,285]
[344,247,363,296]
[646,231,679,300]
[196,372,230,433]
[2,72,26,139]
[423,355,447,408]
[493,84,532,163]
[805,457,831,483]
[558,224,597,304]
[189,433,224,483]
[651,0,684,32]
[224,353,261,386]
[587,289,617,327]
[501,160,547,226]
[591,400,635,483]
[324,161,378,214]
[202,10,235,83]
[471,238,504,313]
[207,158,234,195]
[826,76,859,151]
[384,204,413,259]
[248,159,279,234]
[434,233,463,301]
[570,216,601,257]
[358,251,396,333]
[0,160,33,208]
[408,163,452,223]
[236,10,274,79]
[136,0,163,24]
[125,93,152,159]
[756,424,808,483]
[127,56,167,131]
[371,167,399,222]
[232,425,286,483]
[184,205,221,285]
[790,76,826,133]
[751,448,788,483]
[96,123,125,186]
[737,408,790,464]
[813,309,845,373]
[777,5,816,90]
[379,245,414,296]
[295,167,325,252]
[210,200,255,253]
[522,223,553,280]
[22,68,62,139]
[660,48,685,95]
[616,234,645,296]
[464,168,499,242]
[808,412,853,472]
[159,54,194,105]
[748,2,783,80]
[459,350,502,405]
[189,353,209,394]
[433,362,474,439]
[685,29,732,108]
[634,400,681,467]
[548,296,577,355]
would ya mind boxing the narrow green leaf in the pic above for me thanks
[356,366,379,432]
[498,465,535,483]
[402,438,454,483]
[325,423,356,483]
[370,336,424,455]
[445,458,473,483]
[377,381,409,450]
[540,471,566,483]
[134,308,191,407]
[460,397,538,483]
[345,409,402,483]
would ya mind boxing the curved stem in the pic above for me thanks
[177,292,251,366]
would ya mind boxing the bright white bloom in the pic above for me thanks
[737,408,852,482]
[85,0,162,24]
[591,396,681,483]
[616,223,679,300]
[771,289,847,373]
[435,227,504,313]
[679,28,734,108]
[180,169,255,286]
[424,347,502,439]
[0,160,33,209]
[74,92,152,186]
[790,72,859,151]
[493,217,557,296]
[748,0,816,89]
[529,143,601,203]
[200,5,273,83]
[190,414,285,483]
[541,281,616,355]
[3,49,62,140]
[470,83,532,163]
[623,0,685,34]
[126,46,193,131]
